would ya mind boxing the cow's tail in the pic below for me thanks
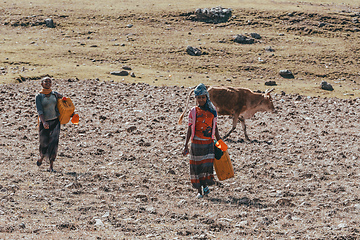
[178,89,194,125]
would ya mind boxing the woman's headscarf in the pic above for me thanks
[194,83,217,117]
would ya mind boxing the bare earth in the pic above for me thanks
[0,79,359,239]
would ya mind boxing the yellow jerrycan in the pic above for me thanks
[214,140,234,181]
[57,97,75,124]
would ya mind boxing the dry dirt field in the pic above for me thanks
[1,0,360,239]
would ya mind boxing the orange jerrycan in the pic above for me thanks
[214,140,234,181]
[57,97,75,124]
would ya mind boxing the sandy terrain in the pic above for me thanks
[0,79,359,239]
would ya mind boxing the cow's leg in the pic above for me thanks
[223,114,238,139]
[239,116,250,141]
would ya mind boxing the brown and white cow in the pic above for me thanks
[208,86,275,140]
[178,86,275,140]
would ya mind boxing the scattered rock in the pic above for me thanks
[126,126,137,132]
[275,198,295,207]
[233,35,254,44]
[122,66,132,70]
[265,80,277,86]
[279,69,294,78]
[354,204,360,211]
[167,168,176,174]
[110,71,129,76]
[186,46,202,56]
[45,18,55,28]
[320,81,334,91]
[265,46,275,52]
[177,199,187,207]
[194,7,232,23]
[94,218,104,228]
[250,33,261,39]
[57,222,78,230]
[238,197,251,205]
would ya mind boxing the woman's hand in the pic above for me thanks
[55,93,63,99]
[182,145,189,156]
[43,121,49,129]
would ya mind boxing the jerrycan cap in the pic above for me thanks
[71,114,79,124]
[215,139,228,151]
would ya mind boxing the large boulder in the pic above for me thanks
[194,6,232,23]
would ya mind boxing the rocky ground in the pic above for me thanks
[0,79,359,239]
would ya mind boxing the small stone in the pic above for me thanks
[238,197,250,205]
[265,80,277,86]
[94,218,104,227]
[338,223,347,228]
[265,46,275,52]
[186,46,202,56]
[167,169,176,174]
[126,126,137,132]
[122,66,132,70]
[233,34,254,44]
[110,71,129,76]
[279,69,294,78]
[146,207,157,214]
[130,72,136,77]
[250,33,261,39]
[45,18,55,28]
[276,198,294,206]
[177,199,187,206]
[320,81,334,91]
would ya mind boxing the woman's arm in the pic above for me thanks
[36,94,49,129]
[182,125,192,156]
[54,91,63,99]
[215,125,221,141]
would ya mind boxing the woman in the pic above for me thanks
[182,83,221,198]
[35,77,62,172]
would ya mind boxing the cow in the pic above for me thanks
[178,86,275,140]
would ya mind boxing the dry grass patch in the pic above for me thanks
[1,0,359,98]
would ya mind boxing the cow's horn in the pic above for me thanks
[265,88,275,94]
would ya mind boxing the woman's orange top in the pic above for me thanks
[194,107,214,140]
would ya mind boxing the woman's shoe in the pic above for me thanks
[203,186,210,195]
[196,193,203,199]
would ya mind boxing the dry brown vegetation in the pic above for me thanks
[1,0,360,239]
[1,0,360,98]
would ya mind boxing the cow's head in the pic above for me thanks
[262,88,275,113]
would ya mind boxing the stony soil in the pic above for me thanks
[0,79,359,239]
